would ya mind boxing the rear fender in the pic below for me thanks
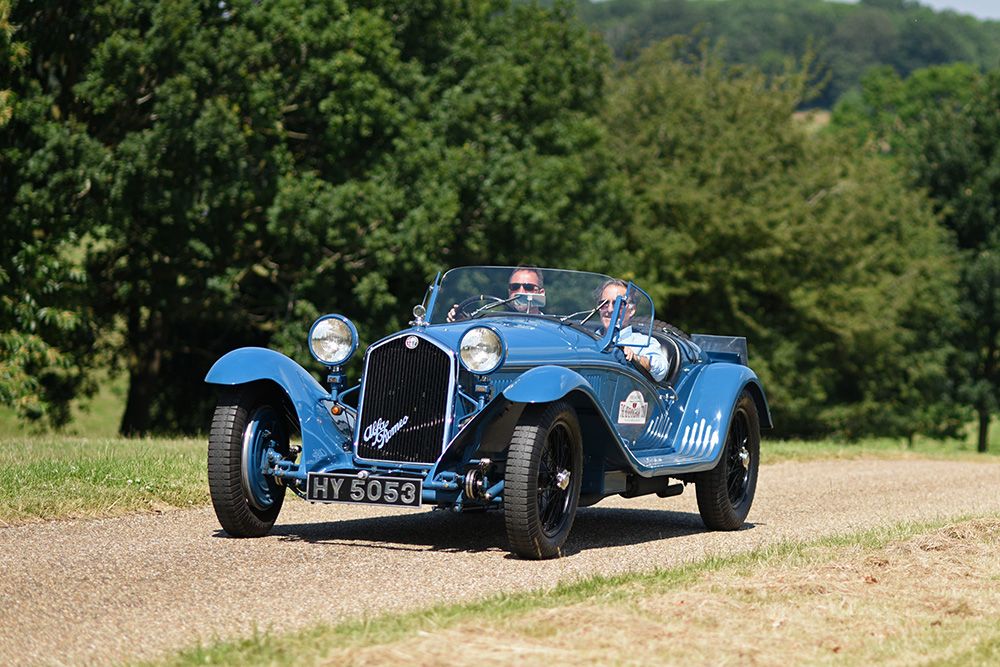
[669,363,771,471]
[205,347,352,471]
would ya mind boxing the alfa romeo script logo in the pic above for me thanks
[363,416,410,449]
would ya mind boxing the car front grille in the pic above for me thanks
[355,335,454,464]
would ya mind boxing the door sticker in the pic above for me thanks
[618,390,648,425]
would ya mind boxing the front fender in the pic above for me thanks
[501,365,595,404]
[205,347,351,472]
[442,366,638,498]
[438,365,607,466]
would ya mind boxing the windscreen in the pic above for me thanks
[428,266,654,345]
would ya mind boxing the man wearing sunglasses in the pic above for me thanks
[597,279,668,382]
[446,266,546,322]
[507,266,546,314]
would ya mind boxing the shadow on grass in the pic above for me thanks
[228,505,756,558]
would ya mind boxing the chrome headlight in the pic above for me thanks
[308,315,358,366]
[459,326,505,374]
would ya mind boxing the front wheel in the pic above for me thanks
[504,401,583,559]
[208,385,289,537]
[695,390,760,530]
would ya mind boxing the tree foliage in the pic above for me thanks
[573,0,1000,107]
[0,2,104,426]
[5,0,624,434]
[832,65,1000,450]
[606,40,963,438]
[2,0,977,444]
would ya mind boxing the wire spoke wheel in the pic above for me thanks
[725,408,752,506]
[695,390,761,531]
[537,424,573,537]
[505,401,582,559]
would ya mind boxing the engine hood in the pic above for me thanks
[394,316,608,368]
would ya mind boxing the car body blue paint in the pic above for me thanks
[205,347,352,473]
[501,365,595,403]
[205,267,771,509]
[629,363,768,475]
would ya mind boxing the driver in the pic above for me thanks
[507,266,545,314]
[597,279,668,382]
[447,266,545,321]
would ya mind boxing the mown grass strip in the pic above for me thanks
[761,437,998,464]
[0,437,206,524]
[151,513,999,667]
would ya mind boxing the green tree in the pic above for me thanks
[6,0,624,434]
[833,65,1000,451]
[1,1,105,426]
[574,0,1000,108]
[64,0,432,434]
[0,0,25,126]
[914,71,1000,452]
[606,40,962,438]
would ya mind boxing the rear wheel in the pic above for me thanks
[695,391,760,530]
[504,401,583,559]
[208,385,289,537]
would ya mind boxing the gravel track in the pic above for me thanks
[1,458,998,666]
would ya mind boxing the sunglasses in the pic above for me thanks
[509,282,541,293]
[600,300,633,315]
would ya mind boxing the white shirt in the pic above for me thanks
[618,326,669,382]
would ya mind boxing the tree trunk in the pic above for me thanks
[119,349,162,436]
[119,307,163,436]
[977,408,989,454]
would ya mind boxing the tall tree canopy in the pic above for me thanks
[4,0,625,434]
[605,40,963,438]
[1,2,104,426]
[3,1,977,444]
[573,0,1000,107]
[833,65,1000,450]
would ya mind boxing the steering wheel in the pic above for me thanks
[450,294,506,321]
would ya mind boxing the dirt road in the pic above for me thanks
[1,458,998,666]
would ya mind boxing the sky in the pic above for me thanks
[837,1,1000,19]
[903,1,1000,20]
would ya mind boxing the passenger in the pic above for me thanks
[597,279,668,382]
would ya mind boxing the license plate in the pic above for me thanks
[306,472,422,507]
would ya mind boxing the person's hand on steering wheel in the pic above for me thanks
[447,295,505,322]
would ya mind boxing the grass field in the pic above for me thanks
[0,371,128,439]
[0,437,206,526]
[154,515,1000,666]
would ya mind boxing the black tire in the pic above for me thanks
[504,401,583,559]
[695,391,760,530]
[208,385,289,537]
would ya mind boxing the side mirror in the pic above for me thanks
[513,292,546,309]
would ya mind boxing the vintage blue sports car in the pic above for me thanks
[206,266,772,559]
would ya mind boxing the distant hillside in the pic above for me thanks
[572,0,1000,107]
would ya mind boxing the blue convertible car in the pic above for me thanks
[206,266,772,559]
